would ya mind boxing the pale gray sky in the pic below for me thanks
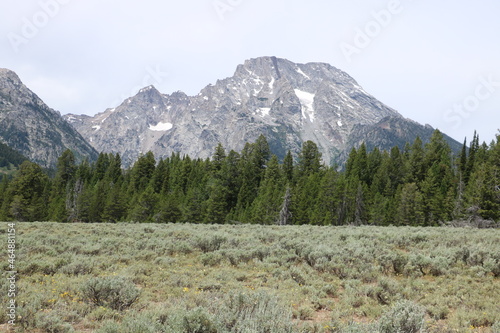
[1,0,499,144]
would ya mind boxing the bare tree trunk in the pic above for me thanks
[277,187,292,226]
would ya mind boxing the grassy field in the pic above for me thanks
[0,222,499,332]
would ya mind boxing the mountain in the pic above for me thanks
[65,57,461,166]
[344,116,462,161]
[0,141,27,169]
[0,68,98,168]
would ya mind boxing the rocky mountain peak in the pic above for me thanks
[0,69,98,168]
[64,57,459,166]
[0,68,49,111]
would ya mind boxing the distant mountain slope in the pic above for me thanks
[0,141,27,169]
[0,68,98,168]
[65,57,461,166]
[344,116,463,160]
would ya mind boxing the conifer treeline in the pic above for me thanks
[0,130,499,225]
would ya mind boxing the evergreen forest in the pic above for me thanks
[0,130,499,226]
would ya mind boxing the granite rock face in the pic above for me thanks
[64,57,459,166]
[0,68,98,168]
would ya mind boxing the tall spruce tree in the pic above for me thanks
[5,161,48,221]
[250,155,284,224]
[421,130,455,224]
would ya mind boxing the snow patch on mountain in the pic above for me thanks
[255,107,271,117]
[297,68,310,80]
[294,89,315,122]
[149,122,173,131]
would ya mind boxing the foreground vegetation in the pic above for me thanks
[1,222,499,332]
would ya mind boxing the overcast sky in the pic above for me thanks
[1,0,499,144]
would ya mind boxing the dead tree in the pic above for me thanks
[277,187,292,226]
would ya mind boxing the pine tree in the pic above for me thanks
[367,147,382,187]
[369,192,391,225]
[408,136,425,185]
[466,163,500,221]
[292,173,321,225]
[236,138,270,212]
[49,149,77,221]
[387,146,407,195]
[152,158,168,193]
[55,149,76,186]
[212,143,227,172]
[220,150,241,211]
[204,181,229,224]
[353,143,369,185]
[396,183,425,226]
[5,161,48,221]
[421,130,455,224]
[313,169,342,225]
[93,153,111,183]
[465,131,479,182]
[103,182,127,222]
[458,138,468,177]
[345,148,357,177]
[105,153,123,184]
[155,192,182,223]
[130,151,156,192]
[250,155,284,224]
[75,183,94,222]
[0,176,9,219]
[182,186,206,223]
[89,181,108,222]
[283,150,294,184]
[297,140,322,178]
[129,185,158,222]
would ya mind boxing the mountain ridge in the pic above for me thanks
[66,56,444,166]
[0,68,98,168]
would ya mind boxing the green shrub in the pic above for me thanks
[289,266,307,285]
[378,300,425,333]
[194,234,227,253]
[484,257,500,277]
[181,308,218,333]
[492,320,500,333]
[218,291,296,332]
[81,277,140,311]
[35,312,75,333]
[88,306,123,321]
[60,258,95,276]
[95,321,122,333]
[96,314,161,333]
[426,304,449,320]
[379,278,401,302]
[17,294,45,330]
[200,252,224,266]
[341,322,375,333]
[296,305,314,320]
[428,256,451,276]
[164,307,218,333]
